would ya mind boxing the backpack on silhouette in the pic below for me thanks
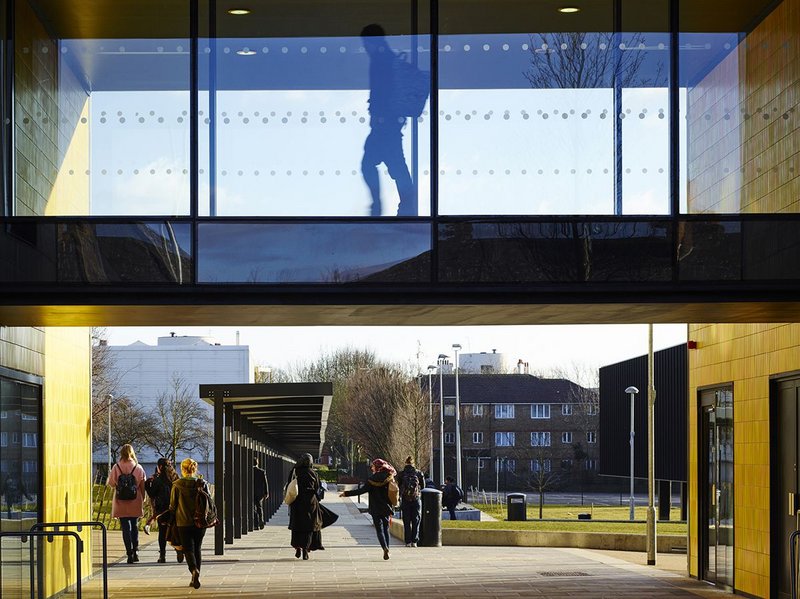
[194,479,219,528]
[401,470,421,502]
[391,52,430,118]
[115,464,138,501]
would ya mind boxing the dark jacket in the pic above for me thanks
[169,477,201,527]
[254,466,269,499]
[343,471,395,517]
[397,465,424,503]
[442,482,463,508]
[288,467,322,532]
[145,472,173,516]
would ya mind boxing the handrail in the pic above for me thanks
[0,530,83,599]
[30,521,107,599]
[791,529,800,599]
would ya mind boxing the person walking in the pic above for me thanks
[253,458,269,530]
[169,458,206,589]
[397,456,424,547]
[144,458,181,563]
[442,476,463,521]
[287,453,323,560]
[339,458,397,560]
[106,444,146,564]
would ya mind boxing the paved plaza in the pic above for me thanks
[102,495,727,598]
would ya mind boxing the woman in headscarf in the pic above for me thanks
[287,453,323,560]
[339,458,397,560]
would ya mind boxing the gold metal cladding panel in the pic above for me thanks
[0,327,45,375]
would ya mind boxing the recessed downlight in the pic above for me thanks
[236,48,256,55]
[228,8,251,15]
[558,7,580,13]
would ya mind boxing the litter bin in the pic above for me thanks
[419,488,442,547]
[507,492,527,521]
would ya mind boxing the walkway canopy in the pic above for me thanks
[200,382,333,555]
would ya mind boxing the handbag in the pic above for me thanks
[284,477,298,505]
[316,484,325,502]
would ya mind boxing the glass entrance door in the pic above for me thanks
[700,387,734,589]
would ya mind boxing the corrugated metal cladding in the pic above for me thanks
[599,344,687,482]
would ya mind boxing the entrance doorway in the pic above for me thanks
[772,377,800,599]
[699,386,733,589]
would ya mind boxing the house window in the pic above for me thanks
[585,459,597,470]
[531,431,551,447]
[495,432,515,447]
[444,432,456,444]
[23,433,38,448]
[472,404,484,417]
[531,459,551,473]
[587,431,596,444]
[587,404,598,416]
[11,432,20,445]
[499,458,515,472]
[472,432,484,444]
[444,405,455,416]
[562,404,573,416]
[23,461,38,473]
[531,404,550,419]
[0,410,7,418]
[495,404,515,419]
[561,432,572,444]
[0,432,7,447]
[21,413,37,421]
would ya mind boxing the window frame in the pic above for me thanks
[494,431,515,447]
[494,404,515,419]
[472,431,484,444]
[561,431,573,444]
[531,404,551,419]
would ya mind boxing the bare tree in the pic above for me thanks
[253,363,292,384]
[144,376,209,463]
[108,397,157,467]
[508,444,565,519]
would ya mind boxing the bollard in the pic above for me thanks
[419,488,442,547]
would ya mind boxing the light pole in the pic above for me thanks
[452,343,463,489]
[427,365,436,482]
[107,394,114,477]
[437,353,448,485]
[646,323,657,565]
[477,456,488,491]
[625,385,639,521]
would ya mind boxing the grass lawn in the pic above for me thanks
[442,503,687,536]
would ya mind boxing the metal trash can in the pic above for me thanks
[507,492,527,521]
[419,488,442,547]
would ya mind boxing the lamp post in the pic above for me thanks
[427,365,436,482]
[437,354,448,485]
[107,394,114,476]
[646,323,657,565]
[625,385,639,521]
[452,343,463,489]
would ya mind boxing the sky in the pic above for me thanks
[104,324,688,380]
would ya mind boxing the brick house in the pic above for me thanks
[424,374,598,492]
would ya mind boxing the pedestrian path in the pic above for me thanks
[104,494,728,598]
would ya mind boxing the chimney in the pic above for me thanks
[170,331,176,337]
[524,362,529,375]
[517,359,524,374]
[236,330,240,345]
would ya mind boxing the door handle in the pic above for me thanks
[791,492,797,516]
[711,484,716,506]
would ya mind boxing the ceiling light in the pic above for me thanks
[237,48,256,56]
[228,8,251,15]
[558,7,580,13]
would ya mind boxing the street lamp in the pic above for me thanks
[437,353,448,485]
[452,343,463,488]
[107,394,114,477]
[427,365,437,483]
[625,385,639,521]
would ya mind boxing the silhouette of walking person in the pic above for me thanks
[360,24,417,217]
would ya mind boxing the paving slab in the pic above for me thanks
[103,495,728,598]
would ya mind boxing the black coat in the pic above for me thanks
[288,467,322,532]
[343,470,395,517]
[144,473,173,515]
[254,466,269,499]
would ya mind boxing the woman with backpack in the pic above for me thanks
[339,458,397,560]
[106,444,146,564]
[287,453,323,560]
[169,458,207,589]
[397,456,425,547]
[144,458,181,564]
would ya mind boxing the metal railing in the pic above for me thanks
[0,530,84,599]
[30,521,108,599]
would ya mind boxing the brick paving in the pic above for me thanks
[103,495,728,598]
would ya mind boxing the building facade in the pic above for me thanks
[428,374,598,492]
[96,334,252,479]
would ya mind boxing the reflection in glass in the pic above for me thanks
[201,3,430,217]
[198,222,430,283]
[57,222,192,283]
[0,378,40,522]
[681,0,799,214]
[14,0,190,216]
[439,221,671,282]
[677,221,741,281]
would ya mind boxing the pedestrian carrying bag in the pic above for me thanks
[400,470,421,502]
[115,463,138,501]
[391,52,430,118]
[194,479,219,528]
[387,477,400,507]
[284,477,298,505]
